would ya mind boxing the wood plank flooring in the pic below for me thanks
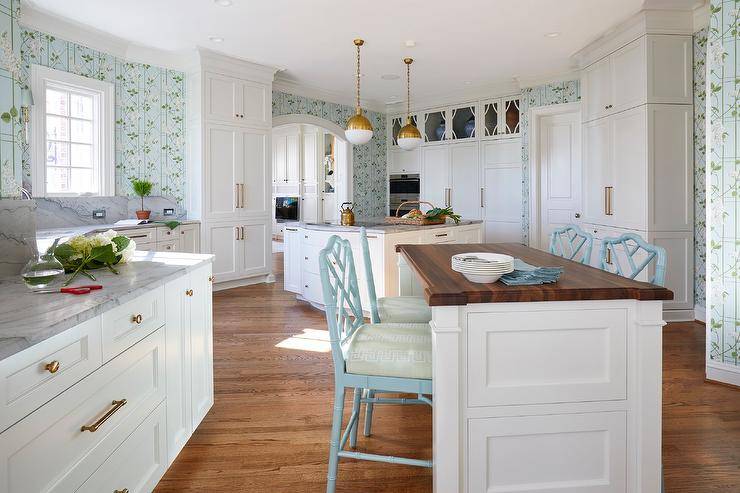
[154,252,740,492]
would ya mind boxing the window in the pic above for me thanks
[31,65,114,196]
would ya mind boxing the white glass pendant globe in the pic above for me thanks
[345,128,373,145]
[345,109,373,145]
[397,119,422,150]
[397,135,422,150]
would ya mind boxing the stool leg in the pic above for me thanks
[326,386,346,493]
[364,389,375,436]
[349,388,361,448]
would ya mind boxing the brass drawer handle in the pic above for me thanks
[208,275,214,282]
[186,289,194,297]
[114,489,129,493]
[45,361,60,373]
[81,399,127,432]
[131,314,143,324]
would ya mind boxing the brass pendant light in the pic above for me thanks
[345,39,374,145]
[397,57,422,150]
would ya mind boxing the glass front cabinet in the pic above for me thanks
[481,95,520,139]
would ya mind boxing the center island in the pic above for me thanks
[396,243,673,493]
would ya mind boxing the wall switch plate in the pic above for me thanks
[92,209,106,219]
[163,208,175,216]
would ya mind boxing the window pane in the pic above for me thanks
[46,167,70,193]
[69,168,95,194]
[70,93,93,119]
[46,115,69,141]
[70,119,93,143]
[46,89,68,116]
[71,143,93,167]
[46,141,69,167]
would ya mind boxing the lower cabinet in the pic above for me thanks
[206,220,269,283]
[117,224,201,254]
[283,226,302,293]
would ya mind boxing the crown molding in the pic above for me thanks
[196,47,280,84]
[693,3,710,31]
[273,75,386,113]
[20,3,192,71]
[385,79,521,115]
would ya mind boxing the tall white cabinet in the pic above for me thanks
[578,28,694,320]
[188,49,278,289]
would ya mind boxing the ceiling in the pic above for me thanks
[25,0,695,107]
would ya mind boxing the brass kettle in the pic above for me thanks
[339,202,355,226]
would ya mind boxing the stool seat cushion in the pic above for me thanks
[344,323,432,380]
[377,296,432,324]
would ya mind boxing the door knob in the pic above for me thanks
[575,213,581,218]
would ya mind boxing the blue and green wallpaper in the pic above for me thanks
[0,0,22,198]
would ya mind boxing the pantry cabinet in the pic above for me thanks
[205,71,270,127]
[421,142,480,220]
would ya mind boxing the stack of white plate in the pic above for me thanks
[451,252,514,283]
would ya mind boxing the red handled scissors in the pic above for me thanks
[35,284,103,295]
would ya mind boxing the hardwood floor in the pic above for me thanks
[155,252,740,492]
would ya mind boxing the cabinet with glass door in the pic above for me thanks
[481,95,520,139]
[389,114,420,148]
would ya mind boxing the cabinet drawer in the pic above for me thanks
[77,402,167,493]
[117,229,156,244]
[156,226,179,242]
[0,317,102,433]
[134,241,157,252]
[302,243,323,275]
[425,228,456,243]
[157,240,180,252]
[0,329,166,493]
[302,272,323,305]
[467,307,627,407]
[101,286,165,362]
[302,229,332,247]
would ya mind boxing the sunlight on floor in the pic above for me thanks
[276,328,332,352]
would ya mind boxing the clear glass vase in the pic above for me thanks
[21,251,64,290]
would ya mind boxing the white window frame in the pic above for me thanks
[31,64,114,197]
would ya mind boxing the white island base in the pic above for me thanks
[397,244,670,493]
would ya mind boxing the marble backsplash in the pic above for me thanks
[0,200,37,277]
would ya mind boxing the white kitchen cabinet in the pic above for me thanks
[239,222,270,278]
[283,226,302,294]
[206,222,242,282]
[205,72,269,127]
[480,95,521,139]
[188,264,215,430]
[481,139,522,243]
[582,116,612,227]
[206,221,269,283]
[582,35,692,123]
[301,130,319,222]
[421,146,448,210]
[179,223,201,253]
[389,148,421,174]
[421,143,480,219]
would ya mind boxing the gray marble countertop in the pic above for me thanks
[292,218,483,234]
[36,219,200,242]
[0,251,213,362]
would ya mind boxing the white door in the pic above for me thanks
[240,128,268,215]
[207,222,241,282]
[537,111,582,250]
[273,134,286,184]
[190,264,214,430]
[283,227,302,293]
[205,124,242,221]
[481,140,522,242]
[583,57,612,122]
[421,146,449,212]
[285,133,300,183]
[582,117,612,227]
[239,222,269,277]
[450,142,480,220]
[205,72,240,124]
[611,105,648,231]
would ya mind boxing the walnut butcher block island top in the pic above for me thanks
[394,243,671,493]
[396,242,673,305]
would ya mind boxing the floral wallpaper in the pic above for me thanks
[18,28,186,204]
[519,80,581,244]
[272,90,387,218]
[708,0,739,367]
[695,28,708,308]
[0,0,22,198]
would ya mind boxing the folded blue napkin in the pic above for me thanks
[499,259,564,286]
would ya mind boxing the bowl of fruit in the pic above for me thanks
[385,201,461,225]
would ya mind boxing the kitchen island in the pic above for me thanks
[396,243,673,493]
[283,219,483,310]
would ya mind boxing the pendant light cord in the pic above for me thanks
[356,43,361,110]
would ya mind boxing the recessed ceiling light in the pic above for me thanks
[214,0,233,6]
[545,32,560,38]
[209,36,224,43]
[464,81,472,85]
[381,74,400,80]
[405,40,416,48]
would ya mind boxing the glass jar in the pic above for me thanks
[21,251,64,290]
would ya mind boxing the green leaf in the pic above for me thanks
[161,220,180,230]
[9,106,18,118]
[1,112,10,123]
[111,236,131,252]
[89,244,117,264]
[53,243,76,261]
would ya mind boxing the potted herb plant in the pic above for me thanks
[131,178,153,220]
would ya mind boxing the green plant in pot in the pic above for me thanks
[131,178,153,220]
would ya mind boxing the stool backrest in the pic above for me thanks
[599,233,667,286]
[319,235,364,372]
[548,224,594,265]
[359,227,381,323]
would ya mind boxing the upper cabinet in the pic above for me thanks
[205,72,270,127]
[481,96,520,139]
[582,35,692,123]
[390,114,420,146]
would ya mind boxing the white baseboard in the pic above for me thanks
[706,362,740,387]
[662,309,695,322]
[213,273,275,291]
[693,304,706,323]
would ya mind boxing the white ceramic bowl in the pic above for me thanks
[461,272,504,283]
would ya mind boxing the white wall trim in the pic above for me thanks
[692,3,711,31]
[384,79,521,115]
[526,101,583,247]
[516,71,582,90]
[274,76,385,114]
[694,304,706,323]
[706,362,740,387]
[20,4,192,71]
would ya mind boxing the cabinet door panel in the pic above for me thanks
[241,129,268,214]
[273,135,287,183]
[303,131,318,184]
[283,227,302,293]
[421,146,449,212]
[301,194,318,223]
[239,80,269,126]
[648,35,692,104]
[611,106,648,230]
[612,37,647,114]
[450,143,480,220]
[285,133,300,183]
[179,224,200,253]
[389,148,421,174]
[240,223,269,277]
[207,223,241,282]
[190,264,214,430]
[205,73,240,124]
[583,57,612,122]
[205,125,242,220]
[582,118,611,226]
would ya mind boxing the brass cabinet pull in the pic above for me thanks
[81,399,127,432]
[185,289,193,297]
[605,186,614,216]
[45,361,60,373]
[114,489,129,493]
[240,183,246,208]
[131,314,143,324]
[235,226,240,240]
[235,184,240,209]
[480,187,484,208]
[241,226,246,240]
[606,248,613,265]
